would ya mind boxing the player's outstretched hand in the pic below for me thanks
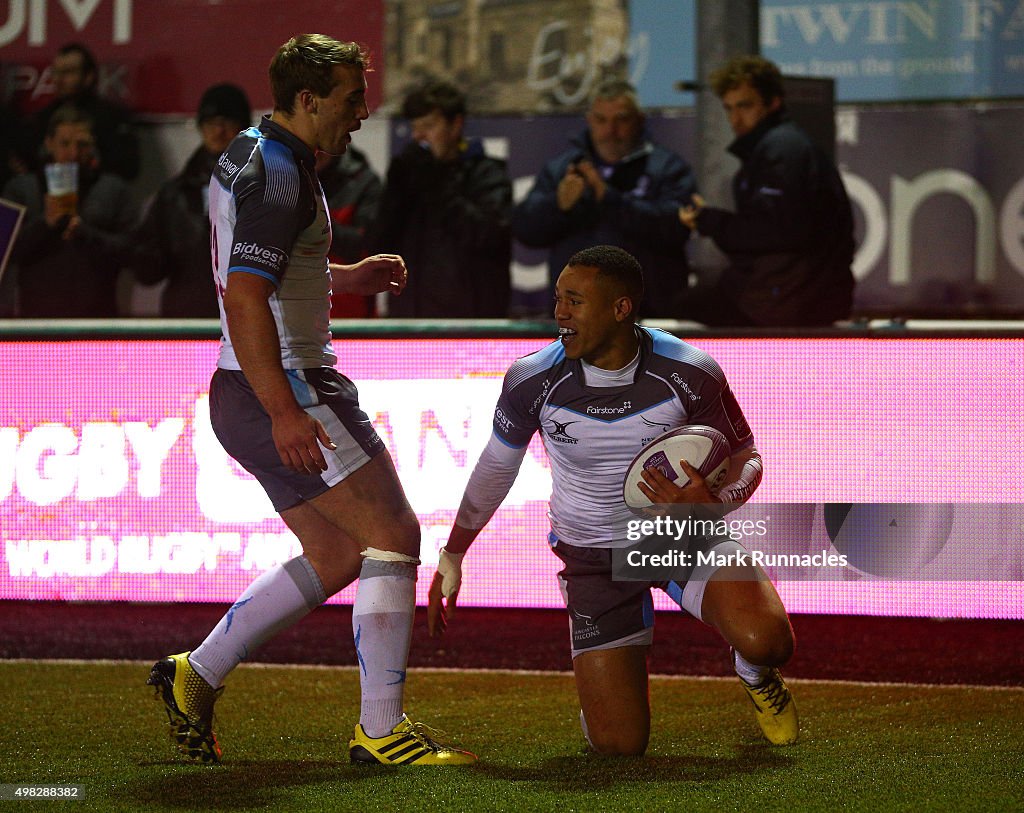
[637,459,716,504]
[427,547,464,637]
[427,571,451,637]
[333,254,408,296]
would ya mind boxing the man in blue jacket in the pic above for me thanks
[513,80,696,318]
[679,55,855,327]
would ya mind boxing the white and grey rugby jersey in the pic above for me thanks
[493,327,756,547]
[210,116,335,370]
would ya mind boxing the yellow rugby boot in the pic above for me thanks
[739,666,799,745]
[349,715,477,765]
[147,652,223,763]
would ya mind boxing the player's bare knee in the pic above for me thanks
[366,510,421,559]
[759,634,794,667]
[736,618,794,667]
[589,729,648,757]
[393,513,421,557]
[583,711,649,756]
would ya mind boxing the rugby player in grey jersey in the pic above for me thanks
[147,33,474,767]
[430,245,798,754]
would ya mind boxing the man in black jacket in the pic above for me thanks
[678,55,855,327]
[3,104,135,317]
[32,42,140,181]
[513,79,696,318]
[370,80,512,318]
[126,84,251,317]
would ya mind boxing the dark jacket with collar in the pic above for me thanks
[318,146,382,265]
[512,130,697,317]
[370,138,512,318]
[126,145,219,317]
[695,110,855,326]
[319,147,382,318]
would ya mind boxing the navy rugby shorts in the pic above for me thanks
[210,367,385,512]
[551,537,748,659]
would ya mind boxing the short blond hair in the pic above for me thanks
[269,34,370,114]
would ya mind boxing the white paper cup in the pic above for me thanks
[44,162,79,217]
[44,162,79,195]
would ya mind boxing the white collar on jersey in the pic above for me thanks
[580,346,641,388]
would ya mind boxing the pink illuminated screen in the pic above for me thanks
[1,338,1021,618]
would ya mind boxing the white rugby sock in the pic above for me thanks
[352,558,416,737]
[734,649,771,686]
[189,556,326,688]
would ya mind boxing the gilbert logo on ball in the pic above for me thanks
[623,425,731,509]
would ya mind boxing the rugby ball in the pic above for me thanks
[623,425,732,509]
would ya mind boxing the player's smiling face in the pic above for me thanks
[554,265,634,368]
[314,64,369,155]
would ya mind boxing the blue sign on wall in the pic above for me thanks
[631,0,1024,105]
[631,0,697,107]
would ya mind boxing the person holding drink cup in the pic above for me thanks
[1,104,136,317]
[44,161,79,225]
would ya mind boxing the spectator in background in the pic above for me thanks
[0,96,31,191]
[0,92,30,317]
[3,104,135,317]
[677,55,855,327]
[369,79,512,318]
[318,146,382,318]
[32,42,140,180]
[513,79,696,317]
[125,83,251,317]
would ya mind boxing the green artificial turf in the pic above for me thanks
[2,661,1021,812]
